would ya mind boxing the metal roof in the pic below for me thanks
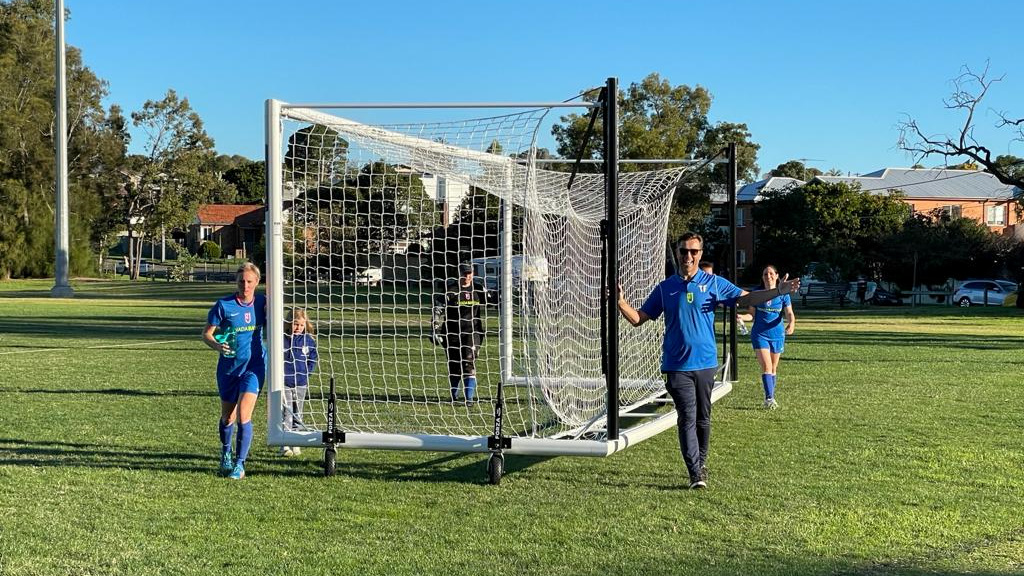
[815,168,1020,200]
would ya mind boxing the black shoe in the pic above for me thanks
[699,464,709,483]
[465,399,476,407]
[688,479,707,490]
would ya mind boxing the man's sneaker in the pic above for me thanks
[764,398,779,410]
[699,464,709,483]
[219,450,234,476]
[228,462,245,480]
[291,446,301,456]
[279,446,293,457]
[688,479,707,490]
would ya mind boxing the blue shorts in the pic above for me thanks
[751,335,785,354]
[217,370,262,402]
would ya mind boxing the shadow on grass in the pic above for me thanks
[792,329,1024,351]
[0,435,554,485]
[0,387,217,397]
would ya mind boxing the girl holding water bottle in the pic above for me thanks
[202,262,267,479]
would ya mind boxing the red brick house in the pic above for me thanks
[190,204,265,258]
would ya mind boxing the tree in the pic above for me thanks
[897,63,1024,192]
[117,89,219,279]
[551,73,761,241]
[752,181,908,283]
[223,160,266,204]
[0,0,124,279]
[769,160,822,182]
[284,124,348,185]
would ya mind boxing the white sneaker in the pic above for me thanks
[279,446,293,457]
[763,398,778,410]
[291,446,301,456]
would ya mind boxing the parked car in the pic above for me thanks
[868,287,902,306]
[354,267,383,286]
[953,279,1017,307]
[116,259,151,275]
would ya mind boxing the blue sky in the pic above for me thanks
[65,0,1023,179]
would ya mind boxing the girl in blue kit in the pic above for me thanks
[280,308,318,457]
[202,262,267,479]
[743,264,796,409]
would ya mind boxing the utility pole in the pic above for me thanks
[51,0,73,297]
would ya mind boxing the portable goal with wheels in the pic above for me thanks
[264,78,734,481]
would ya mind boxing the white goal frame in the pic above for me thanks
[263,88,734,459]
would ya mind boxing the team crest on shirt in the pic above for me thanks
[244,312,251,323]
[699,284,708,293]
[686,292,694,304]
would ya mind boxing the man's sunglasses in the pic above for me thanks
[678,248,702,255]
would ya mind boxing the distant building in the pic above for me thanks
[191,204,265,258]
[718,168,1022,273]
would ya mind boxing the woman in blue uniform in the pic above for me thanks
[743,265,796,409]
[202,262,267,479]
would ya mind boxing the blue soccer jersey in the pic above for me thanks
[207,293,267,388]
[751,293,791,340]
[639,270,744,372]
[284,333,318,388]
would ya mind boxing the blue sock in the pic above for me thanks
[464,376,477,401]
[219,419,233,454]
[235,421,253,465]
[762,374,776,399]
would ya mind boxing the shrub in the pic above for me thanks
[201,241,222,259]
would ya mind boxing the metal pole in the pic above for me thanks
[604,77,620,441]
[265,99,286,442]
[726,143,738,381]
[51,0,73,298]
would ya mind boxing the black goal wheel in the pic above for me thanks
[324,446,337,477]
[487,453,504,485]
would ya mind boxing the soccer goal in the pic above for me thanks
[264,78,733,482]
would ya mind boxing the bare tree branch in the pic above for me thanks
[897,62,1024,191]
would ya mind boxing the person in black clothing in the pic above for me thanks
[435,263,487,404]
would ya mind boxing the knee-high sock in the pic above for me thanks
[235,420,253,465]
[449,375,461,401]
[762,373,776,399]
[219,419,233,454]
[464,376,477,400]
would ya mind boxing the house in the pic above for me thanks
[719,168,1022,274]
[190,204,265,258]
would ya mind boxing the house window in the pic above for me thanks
[200,226,211,240]
[737,249,747,268]
[986,205,1006,226]
[941,205,962,219]
[736,207,746,228]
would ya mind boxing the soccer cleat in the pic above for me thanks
[764,398,779,410]
[219,450,234,476]
[279,446,293,457]
[228,462,245,480]
[688,479,707,490]
[291,446,301,456]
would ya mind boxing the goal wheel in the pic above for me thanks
[324,446,337,477]
[486,453,504,485]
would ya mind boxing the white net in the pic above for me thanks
[270,104,691,444]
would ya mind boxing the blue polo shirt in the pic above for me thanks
[639,271,744,372]
[751,293,791,340]
[207,293,267,383]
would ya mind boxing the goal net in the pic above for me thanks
[264,99,726,456]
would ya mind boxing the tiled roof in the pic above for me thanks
[197,204,264,226]
[711,177,803,204]
[815,168,1020,200]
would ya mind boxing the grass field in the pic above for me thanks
[1,279,1023,576]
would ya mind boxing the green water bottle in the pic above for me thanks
[214,327,237,358]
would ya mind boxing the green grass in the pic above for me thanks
[1,279,1023,575]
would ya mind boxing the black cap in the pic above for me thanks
[458,263,473,275]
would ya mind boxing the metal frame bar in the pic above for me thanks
[604,77,621,441]
[280,101,596,110]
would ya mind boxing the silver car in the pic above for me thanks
[953,280,1018,307]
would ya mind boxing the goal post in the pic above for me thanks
[263,85,733,461]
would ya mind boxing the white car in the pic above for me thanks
[953,280,1018,307]
[354,267,383,286]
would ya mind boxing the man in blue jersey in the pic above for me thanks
[202,262,267,480]
[617,232,800,489]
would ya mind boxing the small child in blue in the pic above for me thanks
[281,308,318,457]
[203,262,267,479]
[741,264,796,409]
